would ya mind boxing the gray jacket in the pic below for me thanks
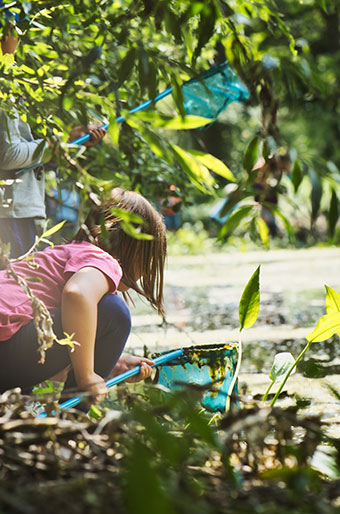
[0,109,47,219]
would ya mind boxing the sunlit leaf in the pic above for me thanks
[171,144,214,193]
[306,313,340,342]
[325,285,340,314]
[239,265,260,331]
[40,220,66,239]
[256,217,269,247]
[189,150,236,181]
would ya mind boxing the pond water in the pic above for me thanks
[128,246,340,436]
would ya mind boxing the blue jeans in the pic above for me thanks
[0,218,37,258]
[0,294,131,394]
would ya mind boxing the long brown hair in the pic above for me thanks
[74,188,167,316]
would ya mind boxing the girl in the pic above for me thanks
[0,188,167,401]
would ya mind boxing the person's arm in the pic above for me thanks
[61,266,112,398]
[0,111,48,171]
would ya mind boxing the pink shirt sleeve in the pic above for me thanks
[64,244,123,293]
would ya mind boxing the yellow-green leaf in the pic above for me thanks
[158,115,213,130]
[171,144,214,193]
[189,150,236,182]
[239,265,260,331]
[40,220,66,239]
[256,217,269,248]
[325,285,340,314]
[306,313,340,342]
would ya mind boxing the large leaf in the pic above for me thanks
[325,285,340,314]
[171,144,214,193]
[189,150,236,181]
[306,313,340,342]
[134,112,213,130]
[239,265,260,331]
[256,217,269,248]
[218,204,253,240]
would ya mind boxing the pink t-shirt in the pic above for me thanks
[0,241,123,341]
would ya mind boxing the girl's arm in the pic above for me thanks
[61,266,112,398]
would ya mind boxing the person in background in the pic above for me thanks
[0,188,167,402]
[0,24,106,257]
[252,152,291,236]
[160,184,182,231]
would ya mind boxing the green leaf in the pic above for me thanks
[158,115,213,130]
[291,159,303,193]
[316,0,328,13]
[243,136,261,173]
[40,220,66,239]
[32,139,47,162]
[110,207,144,224]
[269,352,296,382]
[256,217,269,248]
[171,144,215,193]
[171,73,186,118]
[138,46,149,95]
[308,167,322,221]
[117,47,136,88]
[121,221,154,240]
[328,189,339,239]
[239,265,260,331]
[218,205,253,240]
[189,150,236,181]
[306,313,340,342]
[325,285,340,314]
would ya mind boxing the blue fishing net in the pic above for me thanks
[183,62,250,119]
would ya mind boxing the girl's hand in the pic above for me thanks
[77,372,108,403]
[109,355,155,383]
[68,124,106,146]
[85,126,107,146]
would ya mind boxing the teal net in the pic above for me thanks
[182,62,249,119]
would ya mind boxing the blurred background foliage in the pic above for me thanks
[0,0,339,244]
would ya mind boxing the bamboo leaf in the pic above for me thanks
[218,205,253,240]
[256,217,269,247]
[189,150,236,181]
[308,167,322,221]
[328,189,339,240]
[158,115,213,130]
[117,47,136,89]
[291,159,303,193]
[325,285,340,314]
[40,220,66,239]
[121,221,154,240]
[243,136,260,173]
[306,313,340,342]
[171,144,215,193]
[239,265,260,331]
